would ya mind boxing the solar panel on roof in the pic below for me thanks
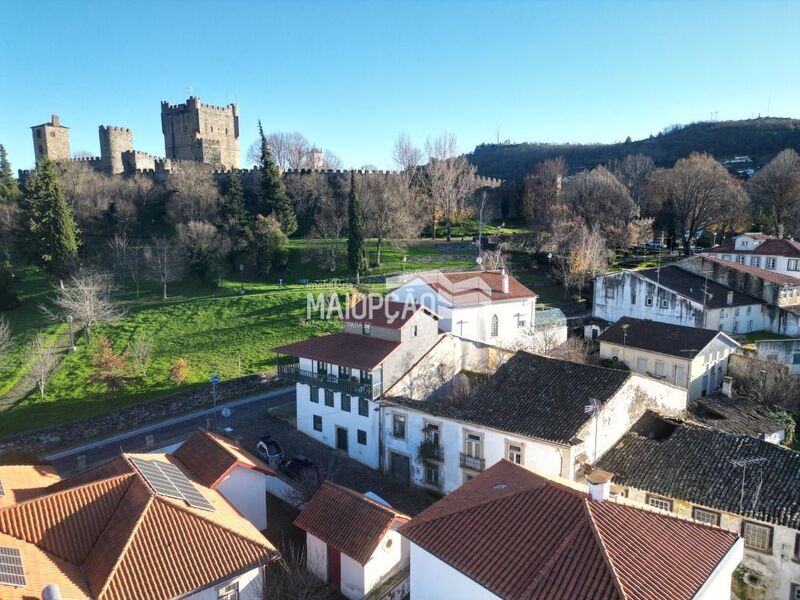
[0,546,26,588]
[129,456,215,512]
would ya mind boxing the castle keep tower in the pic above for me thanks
[99,125,133,175]
[160,96,240,169]
[31,114,70,163]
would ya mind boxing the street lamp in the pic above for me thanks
[402,256,407,275]
[66,315,76,352]
[239,263,245,295]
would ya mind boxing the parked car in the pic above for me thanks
[256,436,284,465]
[645,241,665,249]
[280,455,319,480]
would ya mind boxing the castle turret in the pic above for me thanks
[99,125,133,175]
[160,96,240,169]
[31,114,70,164]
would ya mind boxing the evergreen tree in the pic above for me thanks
[220,171,253,252]
[0,144,20,203]
[347,170,367,282]
[22,159,80,275]
[258,122,297,235]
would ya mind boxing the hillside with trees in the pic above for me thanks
[468,118,800,181]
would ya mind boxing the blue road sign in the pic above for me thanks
[211,375,220,385]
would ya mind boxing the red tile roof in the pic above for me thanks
[405,270,537,306]
[699,255,800,286]
[399,460,739,600]
[294,481,409,565]
[273,332,400,370]
[343,300,437,329]
[706,237,800,258]
[174,429,274,488]
[0,443,279,600]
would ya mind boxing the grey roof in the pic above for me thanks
[598,317,736,359]
[637,265,763,308]
[598,412,800,528]
[386,352,631,444]
[687,394,787,437]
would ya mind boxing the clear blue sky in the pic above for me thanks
[1,0,798,171]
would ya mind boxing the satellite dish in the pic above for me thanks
[221,407,232,418]
[476,256,483,265]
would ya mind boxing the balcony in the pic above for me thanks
[460,453,485,472]
[418,440,445,463]
[277,362,383,399]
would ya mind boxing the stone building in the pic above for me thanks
[98,125,133,175]
[161,96,240,169]
[31,114,70,163]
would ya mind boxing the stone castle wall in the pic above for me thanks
[99,126,133,175]
[31,119,71,163]
[160,96,239,169]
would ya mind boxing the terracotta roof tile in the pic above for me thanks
[411,270,537,305]
[294,481,408,565]
[699,255,800,286]
[707,237,800,258]
[399,460,738,600]
[0,465,60,507]
[343,300,436,329]
[273,332,400,370]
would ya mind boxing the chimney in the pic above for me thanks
[587,470,613,502]
[501,268,509,294]
[726,290,734,306]
[721,376,733,397]
[43,584,63,600]
[51,114,60,127]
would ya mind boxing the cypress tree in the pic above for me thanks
[258,122,297,235]
[220,171,252,252]
[347,170,367,282]
[0,144,19,203]
[22,159,80,275]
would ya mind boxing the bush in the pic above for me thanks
[168,358,189,385]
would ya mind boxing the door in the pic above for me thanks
[327,545,341,589]
[335,427,348,453]
[390,452,411,485]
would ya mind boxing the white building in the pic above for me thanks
[274,302,441,469]
[388,269,539,346]
[593,264,766,334]
[597,316,739,400]
[704,233,800,278]
[381,351,686,494]
[399,460,743,600]
[599,412,800,600]
[295,481,410,600]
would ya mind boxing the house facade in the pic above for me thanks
[597,316,739,400]
[399,460,743,600]
[382,352,686,494]
[274,302,441,469]
[294,482,409,600]
[704,233,800,278]
[755,338,800,374]
[599,412,800,600]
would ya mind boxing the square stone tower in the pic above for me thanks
[31,114,71,163]
[160,96,240,169]
[99,126,133,175]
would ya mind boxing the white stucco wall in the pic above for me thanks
[693,538,744,599]
[340,552,366,600]
[184,566,263,600]
[215,466,269,530]
[306,531,328,581]
[409,543,501,600]
[363,529,408,596]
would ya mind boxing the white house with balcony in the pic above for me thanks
[274,302,441,469]
[704,233,800,278]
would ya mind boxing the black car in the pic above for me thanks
[280,455,319,480]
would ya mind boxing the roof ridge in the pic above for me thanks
[584,499,627,599]
[0,472,136,512]
[322,481,409,519]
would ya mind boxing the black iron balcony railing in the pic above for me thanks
[277,363,383,399]
[419,440,444,462]
[460,453,485,472]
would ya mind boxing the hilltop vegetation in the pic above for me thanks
[468,118,800,181]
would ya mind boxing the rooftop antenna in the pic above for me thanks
[730,456,767,514]
[701,269,713,327]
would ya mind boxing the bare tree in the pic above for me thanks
[165,162,221,224]
[746,148,800,237]
[649,153,745,255]
[731,355,800,414]
[563,166,638,242]
[0,316,11,360]
[423,133,477,240]
[362,174,422,265]
[260,543,336,600]
[284,462,335,507]
[553,225,610,296]
[321,150,342,170]
[522,157,567,252]
[249,132,316,171]
[393,132,422,184]
[479,245,506,270]
[27,333,58,399]
[313,193,347,272]
[108,233,131,289]
[149,236,185,300]
[608,153,656,212]
[128,330,154,378]
[43,272,125,342]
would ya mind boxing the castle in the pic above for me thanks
[30,96,240,174]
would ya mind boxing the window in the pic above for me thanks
[605,287,616,300]
[392,414,406,439]
[736,255,746,264]
[636,357,648,372]
[733,321,739,333]
[748,320,753,331]
[505,442,523,464]
[517,318,526,329]
[357,429,367,445]
[790,259,800,272]
[645,296,654,307]
[750,256,761,268]
[766,257,776,269]
[792,583,800,600]
[735,307,740,316]
[490,314,499,337]
[792,353,800,365]
[424,423,441,446]
[310,386,319,403]
[37,129,42,138]
[742,521,773,552]
[465,432,482,458]
[647,495,673,512]
[691,507,720,526]
[358,398,369,417]
[217,582,239,600]
[316,361,327,375]
[794,532,800,561]
[722,254,731,261]
[341,395,351,412]
[313,415,322,432]
[747,305,752,314]
[424,463,439,486]
[660,298,669,309]
[324,389,334,407]
[363,323,371,335]
[411,325,418,337]
[338,365,351,379]
[654,360,665,376]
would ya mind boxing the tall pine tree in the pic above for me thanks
[347,170,367,282]
[0,144,20,203]
[258,122,297,235]
[23,159,80,276]
[220,171,252,252]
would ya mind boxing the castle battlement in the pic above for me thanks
[70,156,102,163]
[160,96,237,114]
[99,125,132,133]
